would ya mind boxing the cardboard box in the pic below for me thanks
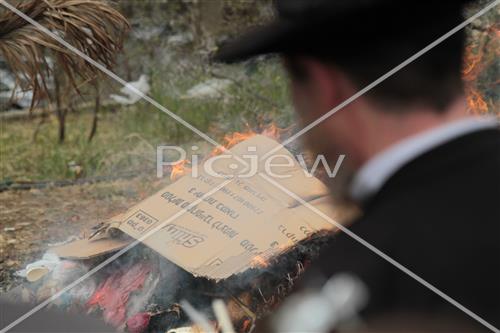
[53,135,340,280]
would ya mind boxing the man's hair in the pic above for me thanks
[285,5,466,112]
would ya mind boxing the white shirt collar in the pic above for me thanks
[349,116,498,202]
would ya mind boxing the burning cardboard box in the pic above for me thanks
[52,134,340,279]
[10,133,350,332]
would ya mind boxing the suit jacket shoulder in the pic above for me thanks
[305,128,500,327]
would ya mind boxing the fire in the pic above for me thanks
[87,263,151,327]
[466,89,489,114]
[242,319,253,333]
[462,41,488,114]
[250,254,270,268]
[250,243,291,268]
[462,24,499,116]
[211,123,284,157]
[170,159,191,181]
[463,45,483,82]
[260,123,283,139]
[210,130,257,157]
[170,123,284,181]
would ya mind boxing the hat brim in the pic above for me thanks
[212,19,299,63]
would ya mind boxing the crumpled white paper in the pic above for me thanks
[16,252,61,282]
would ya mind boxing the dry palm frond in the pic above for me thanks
[0,0,129,109]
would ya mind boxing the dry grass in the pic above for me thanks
[0,174,171,292]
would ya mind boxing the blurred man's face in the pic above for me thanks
[286,59,337,155]
[284,57,359,199]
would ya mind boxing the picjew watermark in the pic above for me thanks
[157,145,345,179]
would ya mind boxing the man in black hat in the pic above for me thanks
[215,0,500,331]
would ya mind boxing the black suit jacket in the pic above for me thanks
[306,128,500,330]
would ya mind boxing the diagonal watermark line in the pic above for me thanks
[0,0,215,146]
[258,172,500,333]
[261,0,500,161]
[0,177,233,333]
[257,2,500,330]
[0,0,250,170]
[1,0,497,331]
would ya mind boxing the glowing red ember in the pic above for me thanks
[87,263,151,327]
[126,312,151,333]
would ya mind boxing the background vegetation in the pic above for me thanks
[0,0,498,183]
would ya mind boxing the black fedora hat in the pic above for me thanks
[213,0,475,63]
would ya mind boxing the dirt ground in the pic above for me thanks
[0,175,170,293]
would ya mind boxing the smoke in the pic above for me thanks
[8,227,335,333]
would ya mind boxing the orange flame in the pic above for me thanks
[169,124,284,181]
[211,123,284,157]
[462,24,499,116]
[210,130,257,157]
[462,45,483,82]
[466,89,489,114]
[242,319,252,333]
[250,254,270,268]
[261,123,284,139]
[250,242,291,268]
[170,159,191,181]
